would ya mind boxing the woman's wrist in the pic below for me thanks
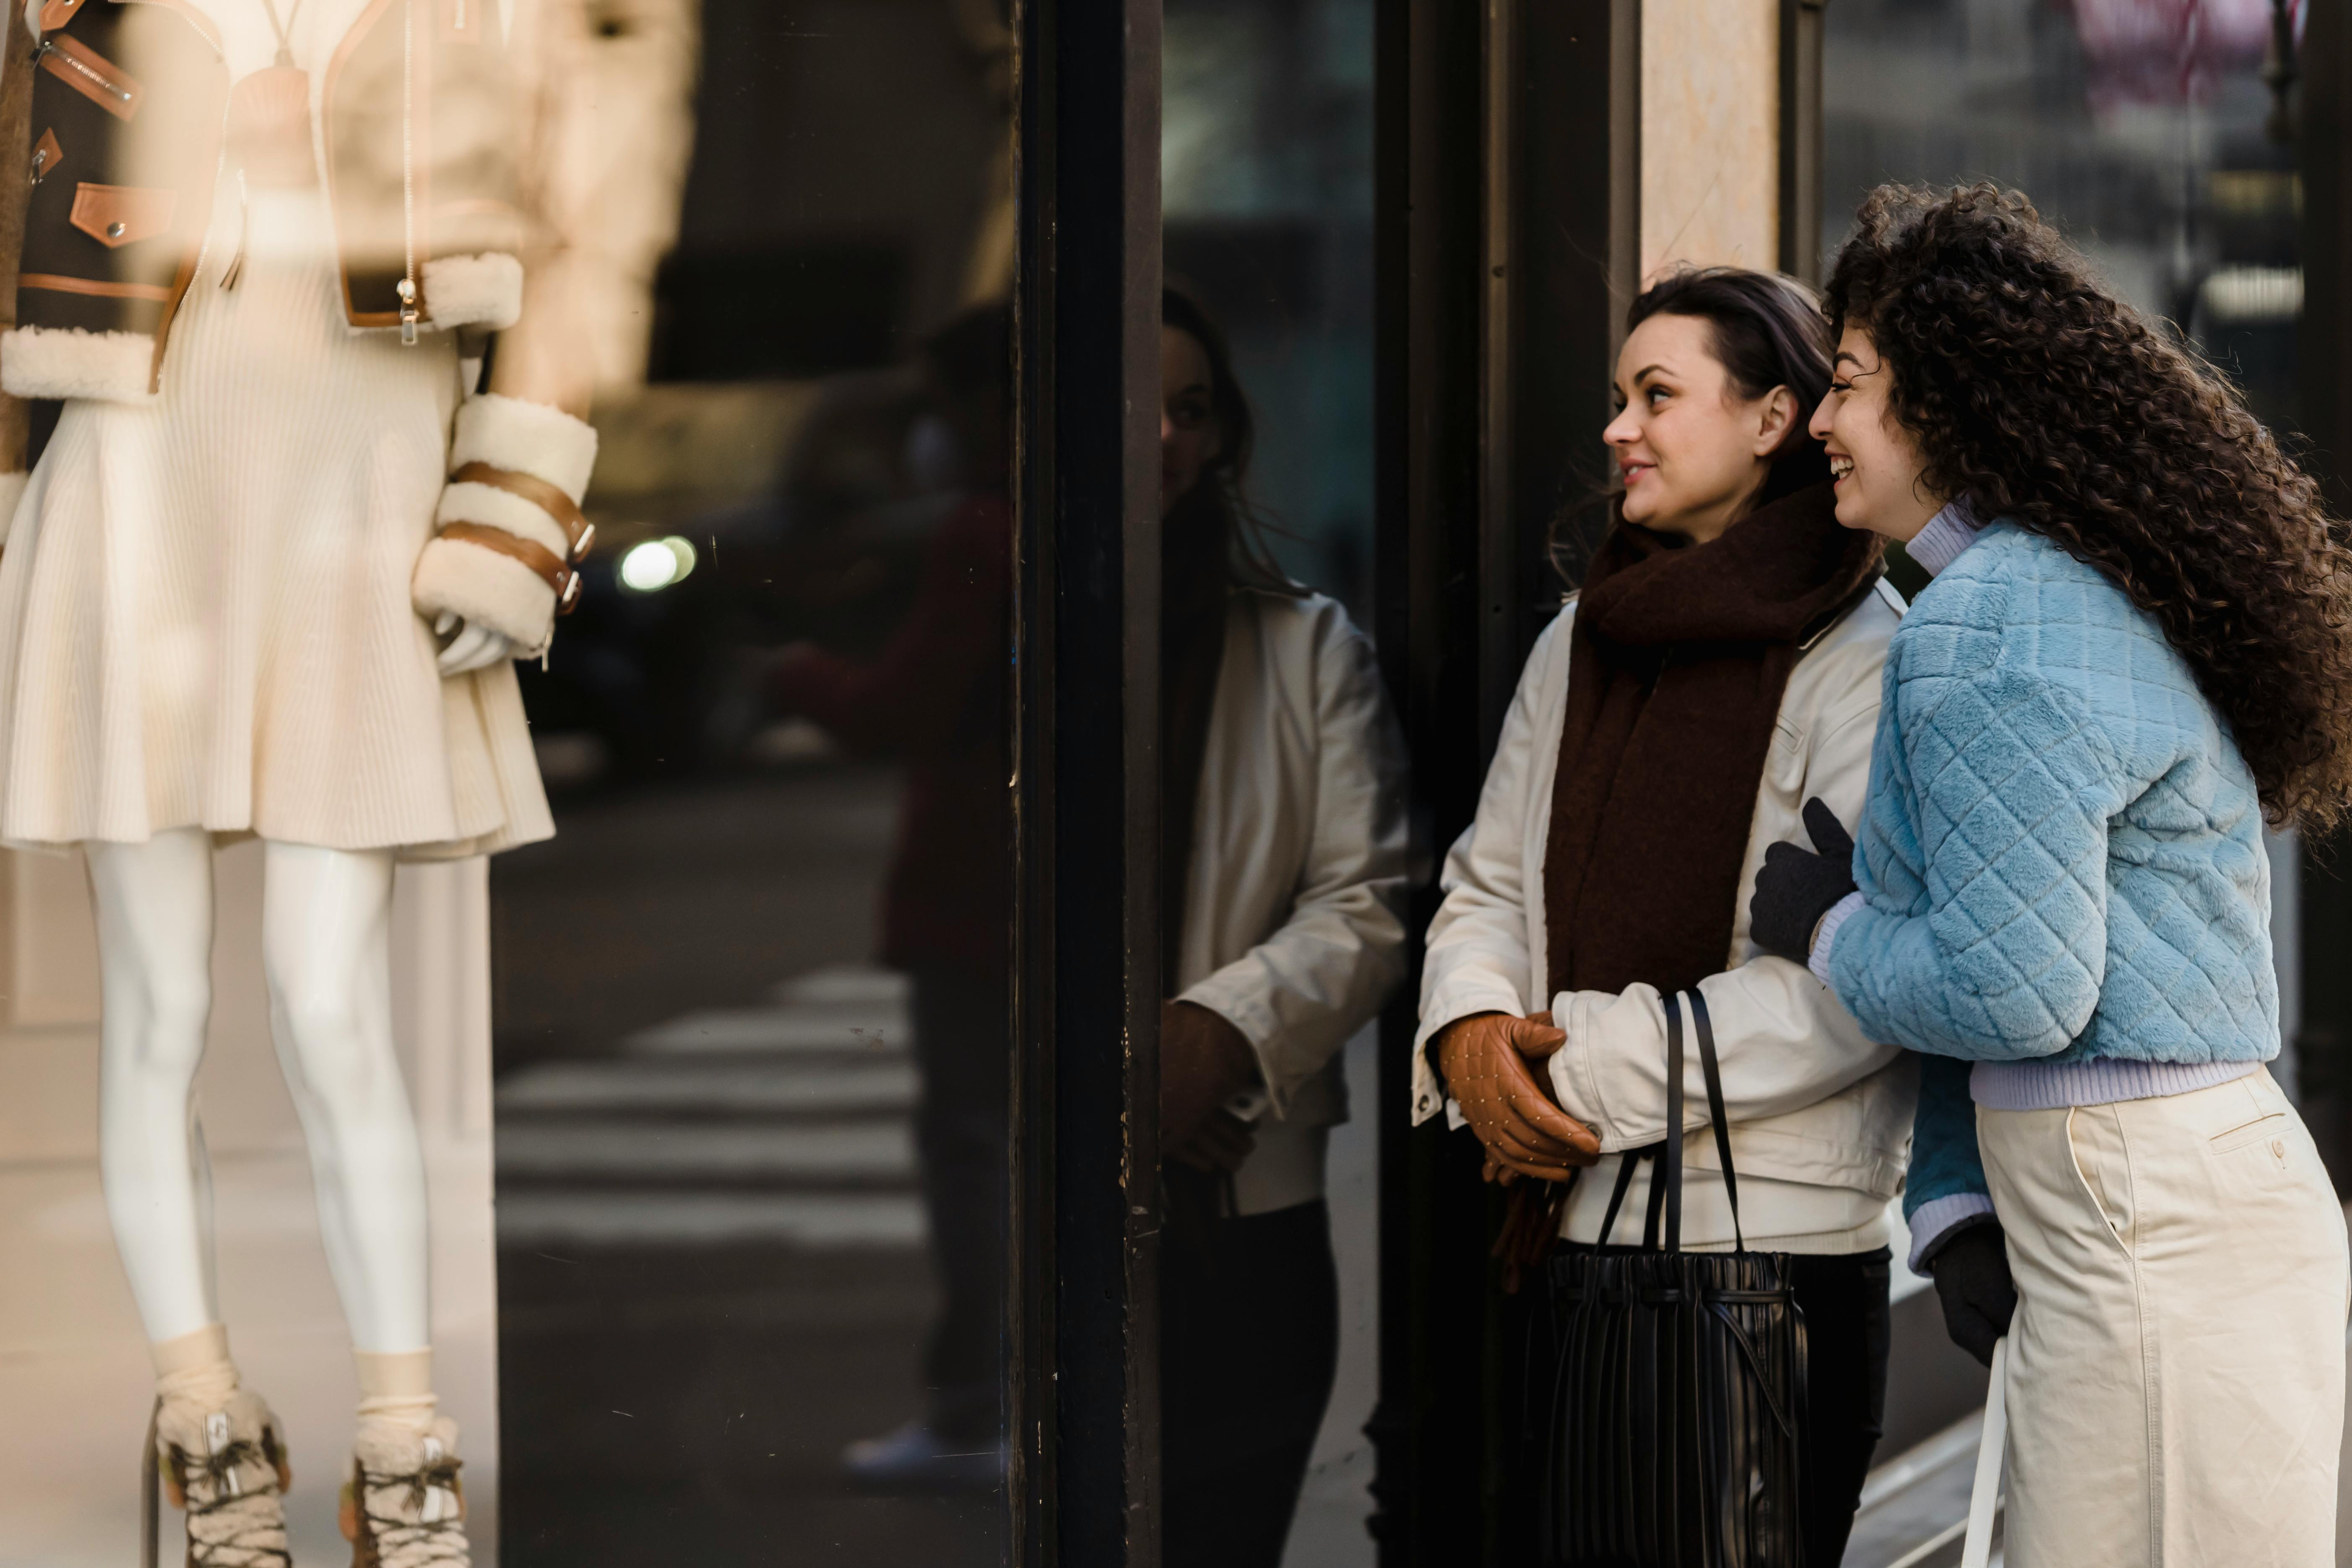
[1807,891,1865,984]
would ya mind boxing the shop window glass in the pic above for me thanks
[1824,0,2302,437]
[0,0,1014,1562]
[491,1,1018,1562]
[1161,2,1382,1563]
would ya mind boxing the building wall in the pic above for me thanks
[1641,0,1780,280]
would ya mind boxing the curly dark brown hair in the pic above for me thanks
[1825,182,2352,831]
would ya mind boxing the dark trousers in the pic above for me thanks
[1533,1243,1892,1567]
[1160,1196,1341,1568]
[909,967,1011,1442]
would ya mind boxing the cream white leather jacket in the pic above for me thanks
[1413,579,1918,1253]
[1177,588,1412,1215]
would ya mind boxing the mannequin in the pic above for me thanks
[0,0,594,1562]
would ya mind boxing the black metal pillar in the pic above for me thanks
[1013,0,1164,1559]
[1370,1,1629,1562]
[1777,0,1829,286]
[2295,0,2352,1193]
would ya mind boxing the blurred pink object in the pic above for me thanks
[2066,0,2292,107]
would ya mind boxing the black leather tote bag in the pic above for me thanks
[1540,988,1808,1567]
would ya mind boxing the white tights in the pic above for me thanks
[88,829,429,1354]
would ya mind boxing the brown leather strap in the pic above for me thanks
[21,271,173,302]
[450,461,593,560]
[437,522,581,613]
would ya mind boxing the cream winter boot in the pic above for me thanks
[340,1416,471,1568]
[148,1387,294,1568]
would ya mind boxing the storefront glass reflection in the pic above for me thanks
[491,2,1015,1560]
[1161,2,1384,1563]
[1824,0,2302,436]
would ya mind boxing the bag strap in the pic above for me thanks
[1595,1144,1644,1248]
[1686,988,1746,1254]
[1660,991,1685,1252]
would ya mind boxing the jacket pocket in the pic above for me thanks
[38,34,144,121]
[70,183,176,248]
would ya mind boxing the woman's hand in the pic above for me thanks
[1160,1001,1261,1165]
[434,612,518,676]
[1925,1220,2017,1368]
[1171,1109,1257,1174]
[1436,1011,1599,1180]
[1748,796,1858,962]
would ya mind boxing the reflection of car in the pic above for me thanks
[518,371,968,786]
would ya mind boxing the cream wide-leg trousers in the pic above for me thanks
[1979,1069,2349,1568]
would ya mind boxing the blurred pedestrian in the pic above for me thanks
[771,305,1015,1487]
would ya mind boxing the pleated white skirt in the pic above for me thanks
[0,187,552,860]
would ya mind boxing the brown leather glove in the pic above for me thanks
[1171,1108,1257,1174]
[1436,1011,1600,1181]
[1161,1000,1260,1162]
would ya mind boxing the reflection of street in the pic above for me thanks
[491,767,1002,1565]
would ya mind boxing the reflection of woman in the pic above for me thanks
[1153,288,1409,1568]
[1754,184,2352,1565]
[1415,269,1911,1565]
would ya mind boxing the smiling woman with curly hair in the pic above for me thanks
[1746,182,2352,1566]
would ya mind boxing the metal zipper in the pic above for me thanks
[33,38,133,105]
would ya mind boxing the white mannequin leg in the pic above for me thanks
[88,828,222,1343]
[260,840,430,1354]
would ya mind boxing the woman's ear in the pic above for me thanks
[1753,386,1799,455]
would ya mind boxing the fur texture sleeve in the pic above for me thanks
[411,393,597,655]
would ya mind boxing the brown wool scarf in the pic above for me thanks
[1542,481,1880,1004]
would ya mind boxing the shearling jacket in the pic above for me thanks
[7,0,527,402]
[1176,587,1412,1215]
[0,0,600,656]
[1415,578,1918,1253]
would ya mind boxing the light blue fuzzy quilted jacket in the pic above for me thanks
[1824,523,2278,1214]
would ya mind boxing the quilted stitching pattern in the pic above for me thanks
[1826,528,2278,1212]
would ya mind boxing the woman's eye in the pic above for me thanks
[1646,385,1668,406]
[1827,380,1851,395]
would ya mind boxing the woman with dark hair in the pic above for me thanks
[1752,183,2352,1564]
[1152,286,1412,1567]
[1415,266,1913,1563]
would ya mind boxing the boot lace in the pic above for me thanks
[156,1426,291,1568]
[355,1453,470,1568]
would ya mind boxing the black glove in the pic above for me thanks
[1747,796,1858,963]
[1926,1220,2016,1368]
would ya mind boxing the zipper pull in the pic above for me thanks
[398,277,420,345]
